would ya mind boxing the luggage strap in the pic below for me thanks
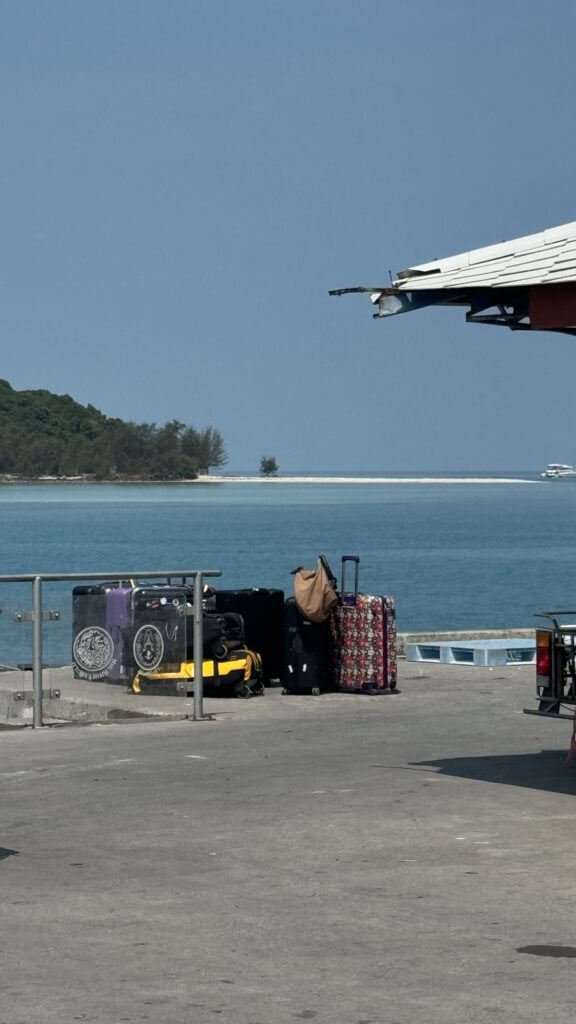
[233,648,263,681]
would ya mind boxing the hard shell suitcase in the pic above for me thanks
[72,582,130,682]
[72,585,109,679]
[105,587,133,683]
[130,585,192,674]
[283,597,333,695]
[72,584,108,635]
[331,556,398,693]
[215,588,285,682]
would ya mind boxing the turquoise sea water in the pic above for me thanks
[0,477,574,665]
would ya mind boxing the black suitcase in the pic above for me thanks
[72,584,109,635]
[72,582,128,681]
[130,585,236,667]
[282,597,333,695]
[130,585,192,673]
[215,588,285,683]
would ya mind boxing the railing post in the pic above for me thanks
[193,573,204,720]
[32,576,43,728]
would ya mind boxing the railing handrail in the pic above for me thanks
[0,568,222,727]
[0,569,221,584]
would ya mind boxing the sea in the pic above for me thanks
[0,471,574,666]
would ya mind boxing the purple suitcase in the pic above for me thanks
[105,587,133,682]
[331,556,398,693]
[72,583,133,683]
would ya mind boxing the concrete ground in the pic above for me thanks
[1,661,576,1024]
[0,626,536,727]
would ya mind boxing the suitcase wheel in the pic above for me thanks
[282,688,291,696]
[233,682,253,699]
[311,687,321,697]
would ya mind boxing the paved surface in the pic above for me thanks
[0,627,536,725]
[0,665,265,725]
[1,662,576,1024]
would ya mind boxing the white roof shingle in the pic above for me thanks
[393,220,576,291]
[329,220,576,332]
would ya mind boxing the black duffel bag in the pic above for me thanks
[180,608,246,659]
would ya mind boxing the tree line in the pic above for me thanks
[0,380,227,479]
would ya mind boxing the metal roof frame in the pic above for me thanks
[330,221,576,334]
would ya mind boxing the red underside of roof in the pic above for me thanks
[529,283,576,329]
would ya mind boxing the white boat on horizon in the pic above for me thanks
[540,463,576,480]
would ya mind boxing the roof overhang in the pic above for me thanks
[330,221,576,335]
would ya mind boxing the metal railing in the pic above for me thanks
[0,568,221,728]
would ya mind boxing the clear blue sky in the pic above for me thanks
[1,0,575,472]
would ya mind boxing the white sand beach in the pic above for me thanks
[198,475,538,485]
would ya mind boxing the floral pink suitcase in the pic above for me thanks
[330,556,398,693]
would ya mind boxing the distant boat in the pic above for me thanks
[540,463,576,480]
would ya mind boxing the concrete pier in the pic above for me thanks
[1,659,574,1024]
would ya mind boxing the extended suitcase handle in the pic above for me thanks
[341,555,360,607]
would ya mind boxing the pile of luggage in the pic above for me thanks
[285,555,398,696]
[70,556,397,698]
[71,582,271,698]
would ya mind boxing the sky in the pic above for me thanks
[1,0,576,472]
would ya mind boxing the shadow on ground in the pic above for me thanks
[409,748,576,795]
[0,847,19,860]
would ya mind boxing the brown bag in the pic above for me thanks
[294,558,339,623]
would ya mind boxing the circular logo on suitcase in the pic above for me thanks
[133,624,165,672]
[73,626,115,679]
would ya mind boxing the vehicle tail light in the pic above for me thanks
[536,630,551,678]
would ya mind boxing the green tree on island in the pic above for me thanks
[0,380,229,481]
[181,425,228,474]
[260,455,278,476]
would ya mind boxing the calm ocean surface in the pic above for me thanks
[0,475,574,665]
